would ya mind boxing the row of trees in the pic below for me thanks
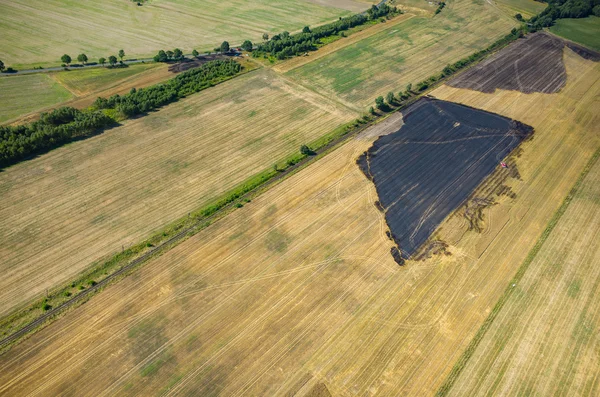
[252,3,399,60]
[371,27,527,112]
[529,0,600,29]
[60,50,125,67]
[1,59,242,168]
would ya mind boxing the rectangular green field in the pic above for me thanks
[0,0,359,68]
[285,0,517,109]
[0,74,72,124]
[550,16,600,52]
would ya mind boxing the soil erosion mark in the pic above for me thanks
[448,32,574,94]
[358,98,533,259]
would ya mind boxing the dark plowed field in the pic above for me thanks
[358,98,533,258]
[448,32,566,93]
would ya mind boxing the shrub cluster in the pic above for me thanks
[0,107,113,168]
[253,4,399,60]
[435,1,446,14]
[93,59,241,117]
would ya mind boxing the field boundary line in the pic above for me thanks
[435,146,600,396]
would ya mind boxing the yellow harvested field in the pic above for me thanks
[1,48,598,395]
[444,151,600,396]
[0,68,357,316]
[285,0,517,109]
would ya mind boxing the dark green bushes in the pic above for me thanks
[253,3,399,59]
[529,0,598,29]
[1,59,242,169]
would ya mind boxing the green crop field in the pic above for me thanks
[285,0,517,109]
[0,74,72,123]
[52,63,165,96]
[550,16,600,52]
[0,0,359,68]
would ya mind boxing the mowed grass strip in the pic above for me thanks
[494,0,546,18]
[549,16,600,52]
[0,74,72,123]
[0,46,598,396]
[439,148,600,397]
[0,0,353,68]
[285,0,517,109]
[0,68,358,317]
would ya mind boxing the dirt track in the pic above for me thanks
[358,98,532,258]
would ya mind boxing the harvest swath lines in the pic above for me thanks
[0,68,357,316]
[0,43,598,395]
[285,0,517,108]
[0,0,355,68]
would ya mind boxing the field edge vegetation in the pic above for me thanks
[435,146,600,397]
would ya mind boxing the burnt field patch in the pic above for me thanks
[358,98,533,259]
[448,32,568,94]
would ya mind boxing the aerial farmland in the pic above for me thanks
[0,0,598,396]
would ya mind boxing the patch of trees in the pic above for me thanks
[253,3,400,60]
[529,0,600,29]
[0,107,114,168]
[153,48,185,62]
[435,1,446,14]
[93,59,241,117]
[1,60,242,169]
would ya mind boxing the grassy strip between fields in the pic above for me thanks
[0,25,535,353]
[435,147,600,397]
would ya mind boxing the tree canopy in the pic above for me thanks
[61,54,72,65]
[220,41,230,53]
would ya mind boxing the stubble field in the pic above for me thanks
[0,0,355,68]
[285,0,517,109]
[1,41,598,396]
[0,68,358,316]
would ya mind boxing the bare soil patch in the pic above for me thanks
[449,32,567,93]
[358,98,533,258]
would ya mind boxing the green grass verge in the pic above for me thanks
[549,16,600,52]
[435,147,600,397]
[0,74,73,123]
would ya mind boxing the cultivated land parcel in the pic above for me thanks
[0,0,362,68]
[1,29,599,396]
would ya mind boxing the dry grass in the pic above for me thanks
[285,0,517,109]
[0,48,597,396]
[0,0,354,68]
[0,68,357,317]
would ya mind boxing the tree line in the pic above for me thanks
[529,0,600,29]
[0,59,242,169]
[61,49,126,68]
[252,3,400,60]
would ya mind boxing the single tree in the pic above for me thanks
[166,50,174,59]
[406,83,412,92]
[192,49,199,57]
[241,40,253,52]
[386,91,395,104]
[220,41,230,53]
[515,13,523,21]
[262,33,269,41]
[375,96,385,110]
[98,57,106,66]
[300,145,314,156]
[281,31,290,39]
[118,49,125,61]
[61,54,72,66]
[108,55,117,66]
[173,48,183,60]
[302,26,311,33]
[77,53,88,65]
[369,106,376,115]
[0,60,4,72]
